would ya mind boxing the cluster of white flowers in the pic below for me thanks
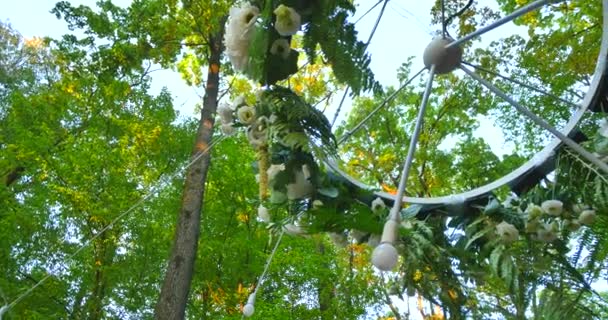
[490,198,599,245]
[217,96,242,135]
[217,95,273,148]
[224,3,301,73]
[224,4,260,72]
[523,199,597,243]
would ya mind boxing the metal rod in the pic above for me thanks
[389,65,437,221]
[461,65,608,174]
[446,0,556,49]
[338,67,426,145]
[462,61,579,108]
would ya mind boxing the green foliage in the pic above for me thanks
[301,0,381,95]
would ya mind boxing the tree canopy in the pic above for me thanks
[1,0,608,319]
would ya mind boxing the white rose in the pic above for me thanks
[371,197,386,212]
[496,221,519,243]
[578,209,596,225]
[237,105,256,125]
[224,5,259,71]
[270,38,290,59]
[217,102,234,124]
[537,224,557,243]
[273,5,301,36]
[525,204,543,219]
[541,200,563,216]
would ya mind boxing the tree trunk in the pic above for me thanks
[154,30,223,320]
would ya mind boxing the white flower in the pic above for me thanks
[286,167,314,200]
[217,102,234,124]
[572,203,588,214]
[231,95,246,110]
[371,197,386,212]
[220,123,235,135]
[270,38,290,59]
[247,116,269,147]
[224,4,259,71]
[267,164,286,182]
[525,204,543,219]
[273,5,301,36]
[237,105,256,125]
[541,200,563,216]
[578,209,596,225]
[312,199,323,209]
[247,127,266,147]
[283,223,305,236]
[537,223,557,243]
[258,205,270,222]
[496,221,519,243]
[328,232,348,248]
[599,118,608,138]
[525,219,540,233]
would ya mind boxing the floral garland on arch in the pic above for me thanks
[220,1,386,240]
[220,2,608,317]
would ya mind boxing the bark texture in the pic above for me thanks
[154,30,223,320]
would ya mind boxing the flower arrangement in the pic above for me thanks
[220,1,385,238]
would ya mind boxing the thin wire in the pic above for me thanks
[256,230,284,290]
[353,0,384,25]
[444,0,474,38]
[331,0,390,127]
[461,61,578,107]
[3,135,228,314]
[241,230,285,319]
[338,67,426,145]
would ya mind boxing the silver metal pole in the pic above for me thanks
[462,65,608,174]
[446,0,557,49]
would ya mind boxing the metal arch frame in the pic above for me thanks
[327,0,608,206]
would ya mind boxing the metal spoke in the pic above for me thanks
[446,0,560,49]
[389,65,437,221]
[338,67,426,145]
[461,65,608,174]
[462,61,579,108]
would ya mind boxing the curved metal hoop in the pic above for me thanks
[329,0,608,206]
